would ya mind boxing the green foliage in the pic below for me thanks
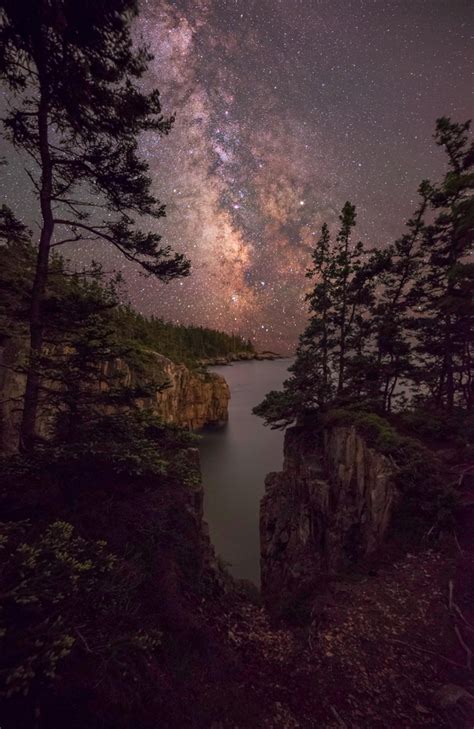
[322,409,402,452]
[319,406,458,539]
[0,202,29,246]
[252,388,298,429]
[114,304,255,366]
[397,408,474,449]
[0,0,190,280]
[321,408,446,498]
[2,410,198,483]
[0,520,161,699]
[0,233,35,340]
[0,248,172,442]
[0,391,209,722]
[255,117,473,430]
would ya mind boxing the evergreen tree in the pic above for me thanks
[368,183,430,411]
[255,118,472,431]
[337,227,377,404]
[333,202,358,394]
[411,118,474,411]
[39,265,170,441]
[0,205,32,339]
[254,223,336,427]
[305,222,334,406]
[0,203,29,248]
[254,204,373,427]
[284,222,337,414]
[0,0,190,450]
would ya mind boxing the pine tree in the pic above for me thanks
[0,204,32,339]
[292,222,337,410]
[333,202,357,394]
[367,183,430,412]
[256,118,473,430]
[337,237,377,404]
[0,0,190,450]
[322,202,376,404]
[253,223,335,427]
[39,265,170,441]
[412,118,473,411]
[254,205,373,427]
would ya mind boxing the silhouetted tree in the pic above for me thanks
[254,223,335,427]
[254,204,374,426]
[367,183,430,411]
[333,202,358,393]
[255,117,473,429]
[0,0,190,449]
[39,265,173,441]
[411,118,474,411]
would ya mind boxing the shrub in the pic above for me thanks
[322,408,456,532]
[1,410,199,487]
[0,520,162,702]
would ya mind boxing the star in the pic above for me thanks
[1,0,470,355]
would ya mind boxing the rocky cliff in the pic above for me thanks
[103,350,230,430]
[0,337,230,453]
[260,421,398,616]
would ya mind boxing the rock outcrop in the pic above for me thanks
[103,351,230,430]
[0,337,230,453]
[197,350,283,366]
[260,422,397,616]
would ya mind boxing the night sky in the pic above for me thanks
[2,1,472,351]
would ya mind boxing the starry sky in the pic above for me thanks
[2,0,473,351]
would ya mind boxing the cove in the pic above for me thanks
[199,358,292,585]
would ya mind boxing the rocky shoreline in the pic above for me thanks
[198,350,285,367]
[0,339,231,452]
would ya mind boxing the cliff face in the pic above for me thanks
[0,338,230,453]
[260,423,397,616]
[103,350,230,430]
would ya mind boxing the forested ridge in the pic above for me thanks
[115,306,254,365]
[0,241,254,368]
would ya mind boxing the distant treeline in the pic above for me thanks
[0,240,254,367]
[115,306,254,365]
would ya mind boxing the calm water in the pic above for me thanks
[199,358,292,585]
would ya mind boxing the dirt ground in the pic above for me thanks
[207,467,474,728]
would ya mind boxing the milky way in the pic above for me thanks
[2,1,472,351]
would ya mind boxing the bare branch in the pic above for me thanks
[25,168,40,193]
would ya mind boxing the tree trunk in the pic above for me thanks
[444,313,454,413]
[19,29,54,451]
[337,241,350,394]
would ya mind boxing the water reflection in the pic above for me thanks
[199,358,292,585]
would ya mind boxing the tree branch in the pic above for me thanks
[54,219,141,264]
